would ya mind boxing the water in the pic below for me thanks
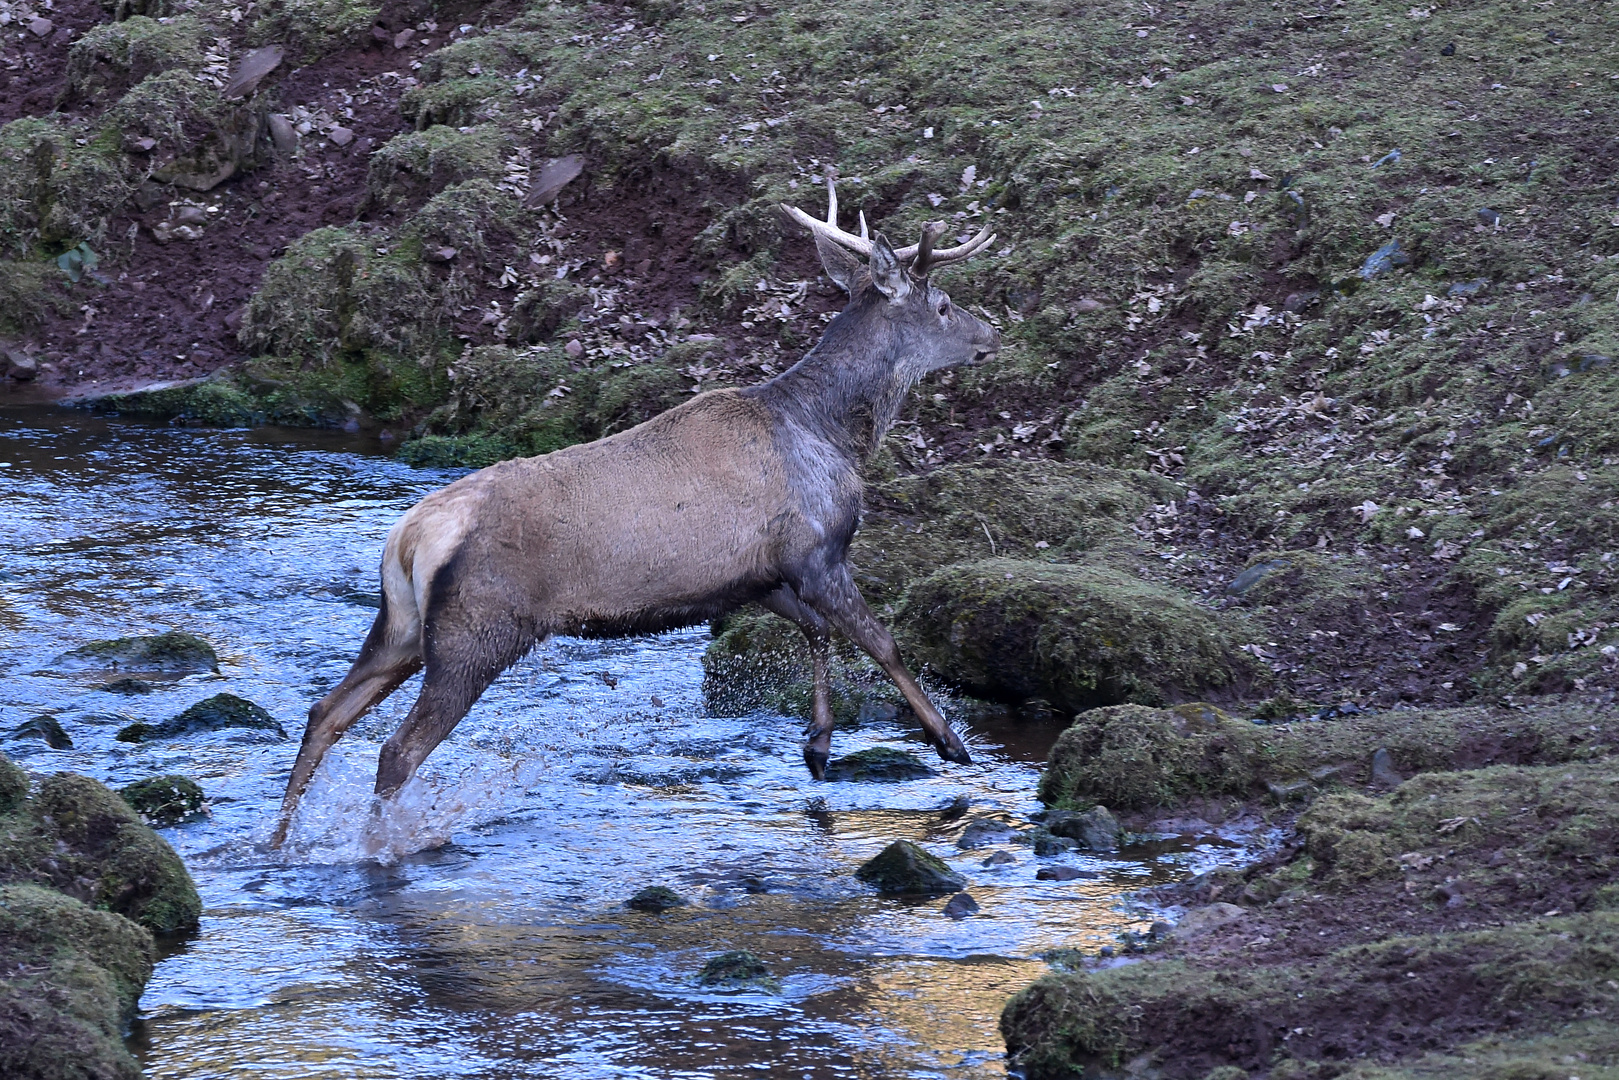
[0,398,1259,1079]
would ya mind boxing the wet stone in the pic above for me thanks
[823,746,936,782]
[120,775,206,827]
[1036,866,1098,882]
[982,850,1017,867]
[696,949,769,985]
[956,815,1019,849]
[942,891,980,920]
[56,631,219,675]
[99,677,153,695]
[1030,829,1079,856]
[625,885,685,913]
[856,840,966,896]
[1044,806,1122,852]
[116,693,285,743]
[11,715,72,750]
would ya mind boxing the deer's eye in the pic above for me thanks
[937,299,950,317]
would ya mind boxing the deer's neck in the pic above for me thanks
[757,309,914,464]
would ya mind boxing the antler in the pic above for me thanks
[780,178,996,275]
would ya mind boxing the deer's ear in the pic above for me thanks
[868,232,912,303]
[814,232,862,294]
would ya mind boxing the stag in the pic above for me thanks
[271,180,1000,847]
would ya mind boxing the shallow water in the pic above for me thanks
[0,400,1257,1079]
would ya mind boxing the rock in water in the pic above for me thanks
[1370,747,1405,789]
[823,746,938,782]
[957,815,1019,849]
[1030,828,1079,856]
[626,886,686,913]
[856,840,966,895]
[1044,806,1123,851]
[120,776,206,826]
[982,850,1017,867]
[1036,866,1098,882]
[10,715,72,750]
[55,631,219,675]
[696,949,770,985]
[117,693,285,743]
[942,891,980,919]
[1168,902,1246,940]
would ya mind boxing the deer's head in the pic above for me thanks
[781,180,1001,376]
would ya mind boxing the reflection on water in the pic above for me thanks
[0,404,1259,1079]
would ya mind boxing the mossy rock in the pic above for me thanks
[854,459,1160,608]
[88,374,267,427]
[366,125,508,208]
[247,0,379,62]
[65,15,208,104]
[0,760,200,935]
[625,885,685,913]
[0,883,155,1080]
[1002,912,1619,1080]
[10,715,72,750]
[0,259,72,333]
[855,840,966,896]
[116,692,285,742]
[899,559,1243,714]
[103,69,265,192]
[119,775,206,827]
[823,746,937,782]
[0,118,133,255]
[700,606,891,722]
[0,755,27,815]
[696,949,772,987]
[55,630,219,674]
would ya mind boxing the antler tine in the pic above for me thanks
[779,178,874,257]
[858,210,869,241]
[918,222,997,270]
[910,220,947,277]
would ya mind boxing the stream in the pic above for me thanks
[0,397,1255,1079]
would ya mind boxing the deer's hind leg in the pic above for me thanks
[762,585,835,779]
[273,598,422,847]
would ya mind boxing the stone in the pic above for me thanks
[116,693,285,743]
[123,135,158,154]
[1030,829,1078,856]
[1266,779,1316,804]
[55,631,218,675]
[119,776,205,827]
[626,885,685,912]
[942,891,980,919]
[1370,747,1404,789]
[328,126,355,148]
[424,246,459,263]
[267,113,299,155]
[1036,866,1098,882]
[5,351,38,381]
[982,850,1017,867]
[564,339,584,358]
[27,16,52,37]
[696,949,768,985]
[1168,902,1246,940]
[99,677,153,695]
[824,746,936,782]
[524,154,586,207]
[957,815,1019,849]
[222,45,283,100]
[10,716,71,750]
[856,840,966,895]
[393,27,414,49]
[1044,806,1123,852]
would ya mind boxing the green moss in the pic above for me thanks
[119,776,206,827]
[823,746,936,782]
[0,117,133,256]
[0,883,155,1080]
[1038,700,1619,812]
[66,15,208,103]
[899,559,1243,714]
[55,630,219,674]
[0,755,26,815]
[248,0,379,63]
[1003,913,1619,1080]
[0,259,71,333]
[366,125,509,208]
[103,69,265,191]
[117,693,285,743]
[696,949,773,987]
[855,839,966,895]
[625,885,685,912]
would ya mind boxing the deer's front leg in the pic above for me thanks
[761,585,836,779]
[796,564,972,766]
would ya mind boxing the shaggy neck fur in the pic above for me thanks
[754,288,919,461]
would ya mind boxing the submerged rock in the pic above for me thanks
[55,631,219,675]
[98,677,154,695]
[1029,829,1079,856]
[119,776,206,827]
[1044,806,1123,852]
[957,815,1021,849]
[116,693,285,743]
[856,840,966,895]
[10,715,72,750]
[824,746,937,782]
[696,949,771,986]
[626,886,686,913]
[942,891,980,919]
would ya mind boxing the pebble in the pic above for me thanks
[328,126,355,148]
[267,114,299,155]
[28,16,52,37]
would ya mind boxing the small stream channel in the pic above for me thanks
[0,396,1256,1079]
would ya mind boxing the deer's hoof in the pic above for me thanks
[804,746,829,781]
[939,742,973,766]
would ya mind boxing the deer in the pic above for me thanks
[270,179,1000,848]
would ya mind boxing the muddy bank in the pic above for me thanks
[1001,700,1619,1079]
